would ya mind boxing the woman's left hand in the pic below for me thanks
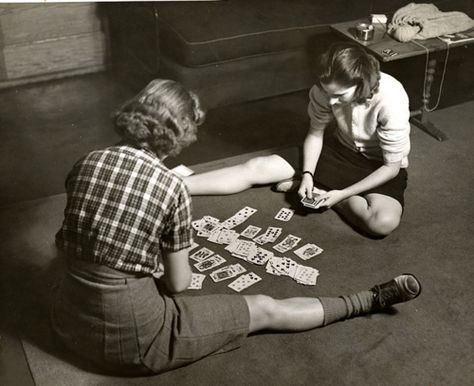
[314,189,347,209]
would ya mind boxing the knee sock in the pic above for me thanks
[318,291,374,326]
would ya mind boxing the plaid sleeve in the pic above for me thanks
[161,182,193,252]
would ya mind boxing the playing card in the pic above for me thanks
[293,243,323,260]
[194,254,226,272]
[241,225,262,239]
[274,208,295,222]
[171,164,195,177]
[196,220,220,237]
[273,234,301,253]
[210,263,246,282]
[293,265,319,285]
[267,256,298,277]
[246,247,274,265]
[262,226,282,243]
[216,228,239,244]
[301,195,324,209]
[221,206,257,229]
[189,247,214,262]
[253,234,269,245]
[228,272,262,292]
[187,273,206,289]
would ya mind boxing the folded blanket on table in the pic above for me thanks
[388,2,474,42]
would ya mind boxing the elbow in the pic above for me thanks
[166,271,192,294]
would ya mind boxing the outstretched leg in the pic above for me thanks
[334,193,403,237]
[245,274,421,333]
[185,155,295,195]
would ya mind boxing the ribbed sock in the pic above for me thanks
[319,290,374,326]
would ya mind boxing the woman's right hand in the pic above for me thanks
[298,174,315,199]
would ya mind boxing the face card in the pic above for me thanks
[293,243,323,260]
[210,263,246,282]
[189,247,214,262]
[274,208,295,222]
[241,225,262,239]
[187,273,206,289]
[194,254,226,272]
[228,272,262,292]
[273,234,301,253]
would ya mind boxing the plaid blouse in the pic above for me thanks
[56,145,193,274]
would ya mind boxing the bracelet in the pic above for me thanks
[302,170,314,178]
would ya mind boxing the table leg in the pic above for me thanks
[410,58,448,141]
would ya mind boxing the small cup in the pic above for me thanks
[355,23,374,41]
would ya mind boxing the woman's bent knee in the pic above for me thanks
[243,155,294,183]
[369,211,401,236]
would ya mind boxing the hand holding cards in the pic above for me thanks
[301,195,326,209]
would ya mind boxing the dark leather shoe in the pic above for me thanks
[370,274,422,311]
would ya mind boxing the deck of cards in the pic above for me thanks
[301,195,325,209]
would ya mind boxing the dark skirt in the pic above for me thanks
[277,133,408,207]
[50,259,249,375]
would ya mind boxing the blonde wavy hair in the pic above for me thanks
[113,79,205,158]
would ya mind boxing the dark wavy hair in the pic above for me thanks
[113,79,205,158]
[316,42,380,104]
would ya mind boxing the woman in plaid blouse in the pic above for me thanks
[51,79,421,375]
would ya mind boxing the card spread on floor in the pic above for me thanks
[207,227,239,245]
[253,234,270,245]
[171,164,195,177]
[187,273,206,289]
[265,256,319,285]
[262,226,282,243]
[189,247,214,262]
[273,234,301,253]
[293,243,323,260]
[246,247,274,265]
[210,263,246,282]
[194,254,226,272]
[241,225,262,239]
[221,206,257,229]
[228,272,262,292]
[225,239,258,260]
[274,208,295,222]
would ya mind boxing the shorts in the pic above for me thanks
[276,133,408,208]
[50,259,250,375]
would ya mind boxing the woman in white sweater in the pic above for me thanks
[186,42,411,237]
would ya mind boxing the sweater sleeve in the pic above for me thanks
[376,86,411,164]
[307,85,333,130]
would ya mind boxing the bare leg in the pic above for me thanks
[185,155,295,195]
[244,295,325,333]
[244,274,422,333]
[334,193,403,237]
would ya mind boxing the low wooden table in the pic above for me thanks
[331,19,474,141]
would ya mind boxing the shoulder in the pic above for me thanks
[309,84,327,102]
[377,73,409,100]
